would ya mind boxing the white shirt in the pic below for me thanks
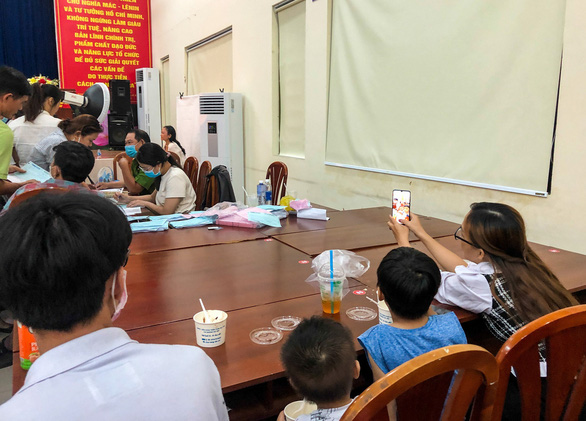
[168,142,186,166]
[9,111,61,164]
[156,166,196,213]
[436,261,495,314]
[297,401,353,421]
[0,328,229,421]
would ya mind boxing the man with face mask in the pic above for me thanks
[0,193,229,420]
[2,141,95,210]
[95,128,156,195]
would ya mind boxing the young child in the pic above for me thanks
[279,316,360,421]
[358,247,467,380]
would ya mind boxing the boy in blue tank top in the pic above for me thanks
[358,247,467,380]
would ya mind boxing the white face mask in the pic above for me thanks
[111,269,128,322]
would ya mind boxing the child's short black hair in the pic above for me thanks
[53,142,95,183]
[0,66,31,97]
[377,247,441,320]
[280,316,356,405]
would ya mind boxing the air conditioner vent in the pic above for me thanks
[200,95,225,115]
[136,70,144,82]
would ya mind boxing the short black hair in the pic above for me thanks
[0,66,31,97]
[52,142,95,183]
[128,128,150,143]
[377,247,441,320]
[0,193,132,331]
[280,316,356,404]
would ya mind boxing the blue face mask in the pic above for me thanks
[143,168,161,178]
[125,145,137,158]
[1,117,8,124]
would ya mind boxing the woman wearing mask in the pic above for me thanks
[160,125,186,165]
[9,83,63,165]
[116,143,195,214]
[29,114,102,170]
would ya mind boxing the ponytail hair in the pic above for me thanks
[465,202,578,323]
[163,125,186,155]
[58,114,102,137]
[23,83,63,122]
[136,142,180,169]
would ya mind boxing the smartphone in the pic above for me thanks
[391,189,411,223]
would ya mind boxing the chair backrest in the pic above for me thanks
[265,161,288,205]
[10,186,70,208]
[195,160,212,211]
[168,151,181,166]
[491,305,586,421]
[203,174,220,209]
[113,152,132,180]
[340,345,498,421]
[183,156,199,192]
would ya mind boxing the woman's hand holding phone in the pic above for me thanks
[388,214,411,246]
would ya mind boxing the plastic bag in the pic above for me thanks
[311,250,370,278]
[305,250,370,297]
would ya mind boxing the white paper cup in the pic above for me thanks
[284,400,318,421]
[378,300,393,325]
[193,310,228,347]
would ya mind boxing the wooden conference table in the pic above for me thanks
[12,206,586,420]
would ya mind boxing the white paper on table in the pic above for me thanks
[123,207,142,216]
[297,208,329,221]
[6,162,51,183]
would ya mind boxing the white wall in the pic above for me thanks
[151,0,586,254]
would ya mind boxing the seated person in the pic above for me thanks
[278,316,360,421]
[0,65,33,196]
[29,114,102,170]
[358,247,467,380]
[116,143,196,214]
[3,141,95,210]
[161,125,186,165]
[9,82,62,165]
[95,129,155,195]
[0,193,229,420]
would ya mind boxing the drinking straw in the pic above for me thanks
[366,296,378,305]
[199,298,211,323]
[242,186,249,197]
[330,250,334,313]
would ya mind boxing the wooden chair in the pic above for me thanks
[168,151,181,166]
[340,344,498,421]
[113,152,132,180]
[183,156,198,182]
[203,174,220,209]
[195,160,212,211]
[491,305,586,421]
[266,161,288,205]
[10,186,69,208]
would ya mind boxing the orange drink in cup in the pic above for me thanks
[317,265,345,314]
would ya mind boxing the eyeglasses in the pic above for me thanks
[454,226,477,248]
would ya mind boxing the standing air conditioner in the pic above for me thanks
[196,93,244,202]
[135,68,161,145]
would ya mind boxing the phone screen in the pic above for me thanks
[392,190,411,223]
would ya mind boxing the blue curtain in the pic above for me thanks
[0,0,58,79]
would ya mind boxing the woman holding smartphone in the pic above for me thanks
[388,202,577,341]
[116,143,195,215]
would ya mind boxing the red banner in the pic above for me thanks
[54,0,152,102]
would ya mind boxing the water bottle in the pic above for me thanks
[18,321,40,370]
[264,179,272,205]
[257,180,266,206]
[97,149,102,158]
